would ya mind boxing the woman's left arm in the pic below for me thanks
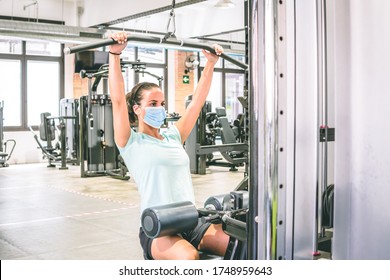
[175,45,223,143]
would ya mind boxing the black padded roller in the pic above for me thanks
[204,194,230,211]
[141,201,199,239]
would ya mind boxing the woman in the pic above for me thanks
[108,32,229,260]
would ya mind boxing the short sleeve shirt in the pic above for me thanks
[117,125,195,215]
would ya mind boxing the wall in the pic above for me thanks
[0,0,77,25]
[331,0,390,260]
[174,51,196,115]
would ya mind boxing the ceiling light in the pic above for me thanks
[214,0,235,8]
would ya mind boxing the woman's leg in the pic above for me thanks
[198,224,229,256]
[151,235,200,260]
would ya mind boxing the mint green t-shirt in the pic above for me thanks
[117,125,195,216]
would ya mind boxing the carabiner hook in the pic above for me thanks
[165,9,176,38]
[163,0,177,41]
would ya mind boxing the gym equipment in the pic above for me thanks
[29,112,78,169]
[60,98,80,164]
[0,101,16,167]
[211,107,247,170]
[79,94,129,179]
[185,97,248,175]
[141,191,248,260]
[141,201,199,239]
[78,58,165,179]
[78,64,129,180]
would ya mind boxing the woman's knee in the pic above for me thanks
[151,236,200,260]
[199,224,229,255]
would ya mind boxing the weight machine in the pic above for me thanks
[78,60,163,180]
[0,101,16,167]
[29,112,78,169]
[185,98,248,175]
[79,65,126,180]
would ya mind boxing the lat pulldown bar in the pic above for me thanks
[64,34,248,70]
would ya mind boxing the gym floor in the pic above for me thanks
[0,161,245,260]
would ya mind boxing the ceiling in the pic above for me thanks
[0,0,246,52]
[105,0,246,47]
[88,0,246,53]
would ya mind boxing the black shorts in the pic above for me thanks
[139,218,211,260]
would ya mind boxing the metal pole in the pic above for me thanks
[248,0,261,259]
[248,0,279,260]
[263,0,279,260]
[314,0,328,255]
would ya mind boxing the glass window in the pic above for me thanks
[0,59,22,126]
[122,46,136,61]
[206,72,222,112]
[225,73,245,121]
[0,39,22,55]
[26,41,62,57]
[123,68,135,93]
[27,60,60,126]
[137,67,164,86]
[224,54,246,69]
[138,47,165,63]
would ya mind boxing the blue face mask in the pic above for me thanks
[143,107,167,128]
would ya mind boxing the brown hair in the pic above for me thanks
[126,82,160,123]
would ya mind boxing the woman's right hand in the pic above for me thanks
[109,31,129,54]
[202,44,224,66]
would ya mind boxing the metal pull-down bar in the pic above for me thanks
[64,34,248,70]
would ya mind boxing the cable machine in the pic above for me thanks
[64,0,250,259]
[79,65,128,180]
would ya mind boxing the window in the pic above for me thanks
[27,60,61,125]
[0,40,63,130]
[138,47,165,64]
[225,73,245,121]
[138,67,164,86]
[26,41,62,56]
[116,46,167,101]
[0,39,22,55]
[206,72,222,111]
[199,52,246,122]
[0,59,21,126]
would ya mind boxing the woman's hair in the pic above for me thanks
[126,82,160,124]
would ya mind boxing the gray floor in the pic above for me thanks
[0,161,245,260]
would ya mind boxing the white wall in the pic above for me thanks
[0,0,77,25]
[3,131,46,165]
[331,0,390,260]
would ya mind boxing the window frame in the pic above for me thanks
[0,40,64,132]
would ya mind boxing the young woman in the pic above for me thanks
[108,32,229,260]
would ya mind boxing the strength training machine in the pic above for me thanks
[29,111,79,169]
[78,64,128,180]
[0,101,16,167]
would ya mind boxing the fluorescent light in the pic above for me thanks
[215,0,235,8]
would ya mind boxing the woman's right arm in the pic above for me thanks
[108,32,130,148]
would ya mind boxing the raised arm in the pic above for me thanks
[108,32,130,148]
[175,45,223,143]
